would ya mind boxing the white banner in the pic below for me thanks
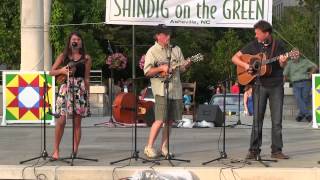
[105,0,272,28]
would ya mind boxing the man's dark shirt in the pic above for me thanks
[240,39,286,86]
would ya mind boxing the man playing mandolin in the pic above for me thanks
[232,20,289,160]
[143,25,192,159]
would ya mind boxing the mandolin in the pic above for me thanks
[157,53,204,77]
[56,59,85,84]
[236,49,299,85]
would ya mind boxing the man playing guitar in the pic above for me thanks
[232,20,289,160]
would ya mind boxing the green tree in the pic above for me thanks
[273,0,320,63]
[211,29,243,84]
[0,0,20,69]
[274,6,317,62]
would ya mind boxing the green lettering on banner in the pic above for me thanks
[123,0,131,17]
[176,5,182,18]
[241,0,248,19]
[110,0,267,21]
[161,0,169,18]
[137,0,146,17]
[210,5,216,19]
[196,3,201,18]
[256,0,264,19]
[175,5,190,18]
[223,0,231,19]
[156,0,160,17]
[132,0,136,17]
[114,0,121,16]
[248,0,255,19]
[233,0,240,19]
[184,5,191,18]
[147,0,155,18]
[196,0,216,19]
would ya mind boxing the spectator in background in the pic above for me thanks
[216,84,225,94]
[283,48,317,122]
[113,80,122,96]
[231,81,240,94]
[183,89,192,114]
[244,85,253,116]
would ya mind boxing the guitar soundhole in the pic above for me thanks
[250,58,261,71]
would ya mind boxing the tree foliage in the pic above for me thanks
[273,1,319,62]
[0,0,20,69]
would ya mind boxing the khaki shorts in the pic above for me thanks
[155,95,183,121]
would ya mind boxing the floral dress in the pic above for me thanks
[55,57,90,118]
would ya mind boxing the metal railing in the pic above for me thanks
[90,70,103,85]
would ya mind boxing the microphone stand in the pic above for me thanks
[110,76,157,165]
[202,78,228,165]
[61,69,98,166]
[110,25,156,165]
[20,71,53,164]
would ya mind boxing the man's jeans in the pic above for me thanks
[292,80,312,118]
[250,84,284,153]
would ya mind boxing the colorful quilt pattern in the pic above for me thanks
[3,71,55,123]
[313,74,320,127]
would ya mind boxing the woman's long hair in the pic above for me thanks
[62,31,86,58]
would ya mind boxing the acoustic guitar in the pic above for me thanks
[236,49,299,85]
[56,59,85,84]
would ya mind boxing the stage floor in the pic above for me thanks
[0,115,319,168]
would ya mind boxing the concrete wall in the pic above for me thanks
[89,86,108,117]
[264,86,299,120]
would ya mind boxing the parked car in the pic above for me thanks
[141,86,155,102]
[209,93,244,115]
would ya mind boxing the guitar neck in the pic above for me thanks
[262,52,288,65]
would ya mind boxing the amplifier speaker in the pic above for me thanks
[196,104,223,127]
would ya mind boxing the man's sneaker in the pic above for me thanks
[144,146,158,159]
[271,151,289,159]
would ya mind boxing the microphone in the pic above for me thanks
[262,36,272,47]
[71,42,79,49]
[263,39,270,47]
[169,44,176,48]
[107,40,114,54]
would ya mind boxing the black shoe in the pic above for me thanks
[246,151,257,160]
[271,151,289,159]
[306,115,312,122]
[295,116,304,122]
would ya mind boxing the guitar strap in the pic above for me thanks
[269,38,277,59]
